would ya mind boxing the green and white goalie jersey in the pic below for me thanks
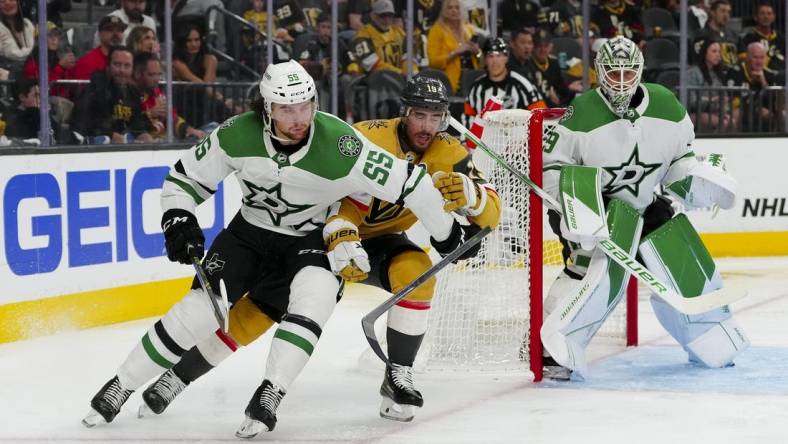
[161,111,419,236]
[544,83,697,212]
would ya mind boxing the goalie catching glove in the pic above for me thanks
[432,171,486,216]
[323,217,370,282]
[161,208,204,264]
[666,153,737,211]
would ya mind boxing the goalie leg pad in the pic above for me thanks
[541,200,643,377]
[639,214,723,298]
[639,216,749,365]
[265,266,339,391]
[650,296,750,367]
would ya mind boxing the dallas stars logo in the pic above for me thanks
[602,145,660,196]
[204,253,225,276]
[242,180,313,225]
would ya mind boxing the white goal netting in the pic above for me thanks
[419,109,633,376]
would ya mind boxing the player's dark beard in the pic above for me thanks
[398,121,432,155]
[271,128,309,155]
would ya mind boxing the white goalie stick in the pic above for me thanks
[362,227,493,365]
[449,116,745,315]
[188,244,230,332]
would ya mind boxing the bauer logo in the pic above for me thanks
[2,162,225,277]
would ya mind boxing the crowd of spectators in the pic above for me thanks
[0,0,785,146]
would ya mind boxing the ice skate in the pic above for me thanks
[82,376,133,427]
[543,356,572,381]
[379,363,423,422]
[138,369,189,418]
[236,379,286,438]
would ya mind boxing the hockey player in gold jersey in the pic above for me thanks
[135,76,502,424]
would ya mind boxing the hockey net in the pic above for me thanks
[418,109,637,380]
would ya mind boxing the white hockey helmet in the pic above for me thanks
[258,60,318,114]
[594,36,644,116]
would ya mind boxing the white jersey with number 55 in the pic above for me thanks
[161,110,448,237]
[543,83,698,212]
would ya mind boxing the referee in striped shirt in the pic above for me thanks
[463,37,546,127]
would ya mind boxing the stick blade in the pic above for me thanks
[219,279,230,333]
[361,312,389,365]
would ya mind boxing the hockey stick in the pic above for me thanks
[361,226,493,365]
[189,245,230,333]
[449,116,745,315]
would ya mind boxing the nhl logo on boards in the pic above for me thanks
[338,134,362,157]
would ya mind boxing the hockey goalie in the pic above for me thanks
[539,36,750,380]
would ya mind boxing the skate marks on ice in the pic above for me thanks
[539,345,788,396]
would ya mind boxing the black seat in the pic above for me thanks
[642,8,680,39]
[552,37,582,61]
[364,70,407,120]
[459,69,485,98]
[655,69,680,91]
[643,38,680,71]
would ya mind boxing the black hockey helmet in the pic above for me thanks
[400,76,450,131]
[401,76,450,113]
[482,37,510,56]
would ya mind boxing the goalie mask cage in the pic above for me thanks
[419,108,638,381]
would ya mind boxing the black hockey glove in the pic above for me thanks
[430,221,482,262]
[642,194,676,238]
[161,209,204,264]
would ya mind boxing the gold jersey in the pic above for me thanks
[350,24,407,73]
[342,118,501,238]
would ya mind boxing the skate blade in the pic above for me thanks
[81,409,107,428]
[543,366,572,381]
[379,397,416,422]
[235,417,270,439]
[137,403,155,419]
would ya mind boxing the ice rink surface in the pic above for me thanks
[2,257,787,444]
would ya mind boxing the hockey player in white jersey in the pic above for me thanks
[540,36,749,380]
[82,60,468,437]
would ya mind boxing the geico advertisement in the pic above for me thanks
[689,138,788,232]
[1,150,242,304]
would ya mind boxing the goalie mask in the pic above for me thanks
[594,36,644,117]
[258,60,318,141]
[400,76,450,132]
